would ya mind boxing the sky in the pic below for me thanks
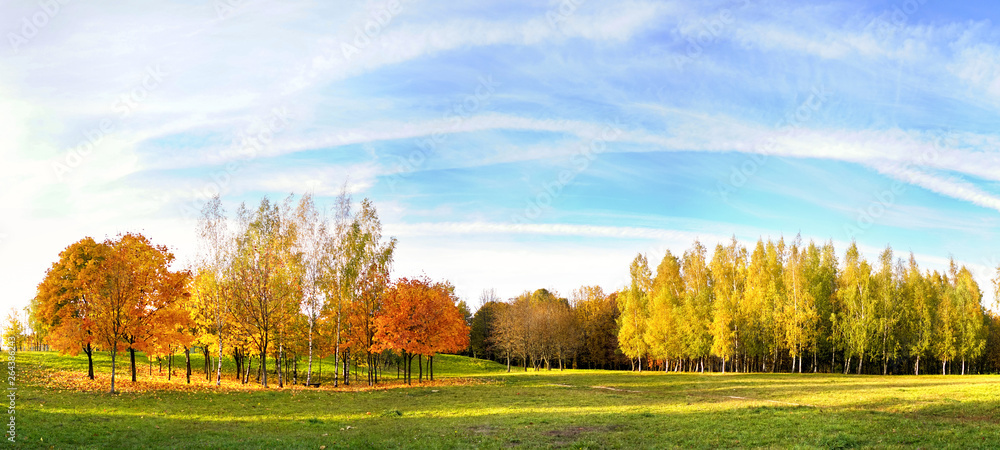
[2,0,1000,315]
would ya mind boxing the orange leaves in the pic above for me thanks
[375,277,470,357]
[34,232,193,392]
[34,237,104,356]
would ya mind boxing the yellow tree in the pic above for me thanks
[618,254,651,371]
[645,251,682,371]
[187,269,226,382]
[782,237,818,373]
[3,309,25,352]
[681,241,712,372]
[571,286,619,370]
[954,265,986,375]
[932,270,957,374]
[903,255,934,375]
[709,238,746,373]
[228,196,301,388]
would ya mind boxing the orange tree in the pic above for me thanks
[33,237,105,379]
[374,277,470,384]
[81,233,190,393]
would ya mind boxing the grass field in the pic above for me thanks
[12,350,1000,448]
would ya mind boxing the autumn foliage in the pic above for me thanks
[375,277,470,383]
[34,233,191,393]
[30,195,475,392]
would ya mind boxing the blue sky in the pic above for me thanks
[3,0,1000,313]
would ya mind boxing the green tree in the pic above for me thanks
[838,241,875,374]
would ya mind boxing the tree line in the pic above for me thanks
[29,193,469,393]
[470,237,1000,375]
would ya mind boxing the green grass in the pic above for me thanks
[13,351,1000,448]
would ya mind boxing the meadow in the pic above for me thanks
[13,351,1000,448]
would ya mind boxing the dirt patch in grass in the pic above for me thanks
[470,425,497,435]
[544,424,621,438]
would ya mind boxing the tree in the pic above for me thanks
[197,194,231,386]
[572,286,620,370]
[805,241,836,373]
[742,239,772,371]
[782,237,818,373]
[341,198,396,386]
[375,277,470,383]
[708,238,745,373]
[837,241,875,374]
[618,254,651,371]
[953,265,986,374]
[470,289,502,360]
[491,301,521,371]
[83,233,190,393]
[33,237,104,379]
[646,251,684,371]
[681,241,713,372]
[903,254,934,375]
[324,188,354,387]
[872,246,902,375]
[3,308,26,352]
[294,193,329,386]
[228,197,300,388]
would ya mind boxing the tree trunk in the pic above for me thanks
[915,355,920,376]
[85,343,95,380]
[277,343,284,388]
[185,347,191,384]
[343,349,350,386]
[130,347,137,382]
[430,355,434,381]
[419,354,423,383]
[216,335,224,386]
[307,330,314,386]
[110,349,117,394]
[261,346,268,387]
[168,352,173,381]
[334,308,341,388]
